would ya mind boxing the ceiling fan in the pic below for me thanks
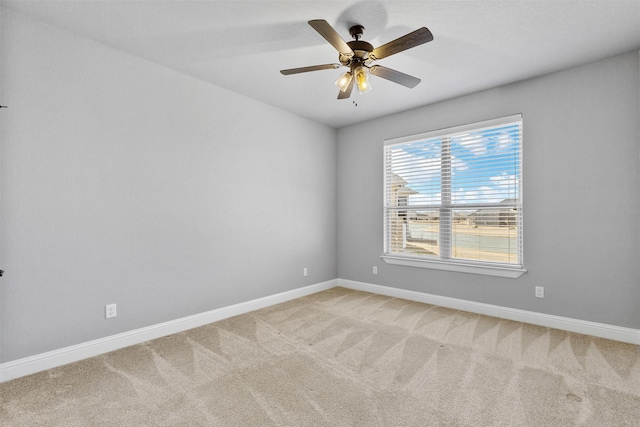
[280,20,433,99]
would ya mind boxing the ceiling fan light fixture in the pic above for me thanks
[354,65,372,94]
[280,20,432,100]
[335,71,353,92]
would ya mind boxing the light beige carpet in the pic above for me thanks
[1,287,639,426]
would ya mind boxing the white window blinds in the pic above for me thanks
[384,115,523,270]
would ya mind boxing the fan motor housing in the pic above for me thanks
[347,40,373,58]
[340,40,374,66]
[338,24,373,66]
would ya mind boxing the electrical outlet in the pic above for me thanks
[535,286,544,298]
[303,267,308,277]
[373,266,378,275]
[105,303,117,319]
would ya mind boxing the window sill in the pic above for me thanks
[381,255,527,278]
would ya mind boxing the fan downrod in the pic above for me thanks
[349,25,365,41]
[341,24,373,65]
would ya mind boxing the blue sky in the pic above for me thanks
[390,123,521,207]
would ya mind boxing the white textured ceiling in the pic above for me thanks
[3,0,640,128]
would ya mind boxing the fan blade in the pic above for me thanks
[308,20,354,55]
[280,64,341,75]
[370,27,433,60]
[337,78,354,99]
[369,65,421,88]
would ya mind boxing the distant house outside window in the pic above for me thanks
[383,115,525,278]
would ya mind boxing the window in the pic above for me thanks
[383,115,524,278]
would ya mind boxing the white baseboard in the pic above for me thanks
[338,279,640,346]
[0,279,337,383]
[3,278,637,383]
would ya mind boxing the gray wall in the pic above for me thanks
[337,51,640,330]
[1,7,638,365]
[0,9,337,362]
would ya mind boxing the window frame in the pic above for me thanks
[382,114,526,278]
